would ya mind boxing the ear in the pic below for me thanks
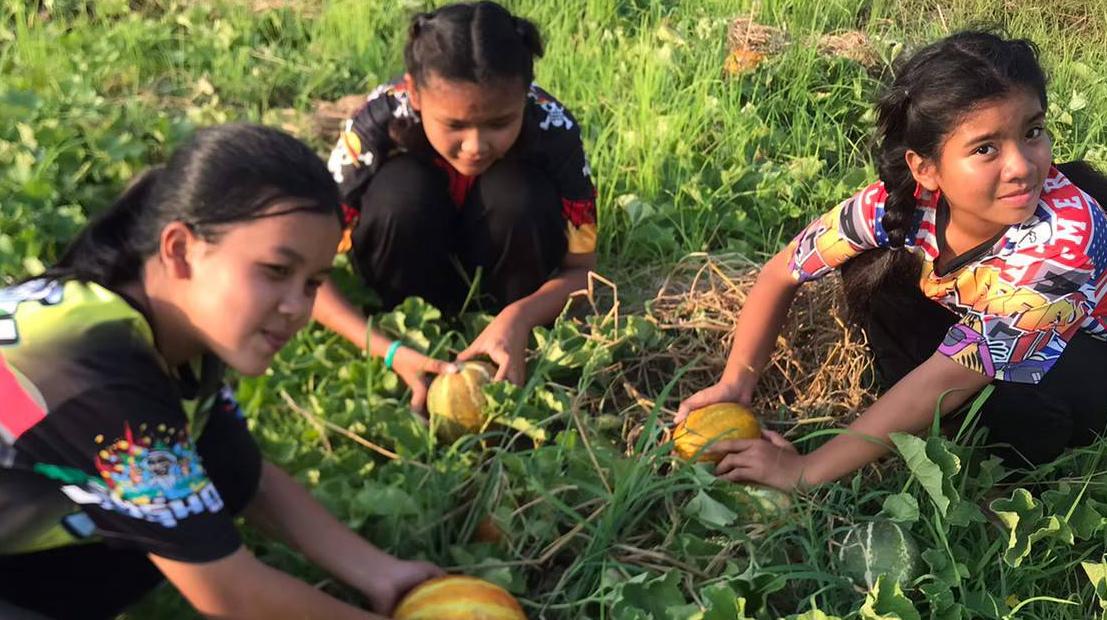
[905,149,940,192]
[403,73,421,111]
[158,221,196,280]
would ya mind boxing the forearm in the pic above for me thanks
[801,354,988,485]
[722,250,800,383]
[152,548,383,620]
[313,279,398,358]
[245,462,397,594]
[503,263,591,329]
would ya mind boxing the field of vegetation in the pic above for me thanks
[4,0,1107,617]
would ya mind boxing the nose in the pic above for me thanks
[1003,142,1036,182]
[460,129,488,158]
[277,283,312,323]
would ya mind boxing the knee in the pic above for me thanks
[474,160,559,228]
[361,155,449,225]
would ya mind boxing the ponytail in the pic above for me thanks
[46,167,164,285]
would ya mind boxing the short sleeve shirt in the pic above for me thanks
[327,79,598,254]
[0,280,261,562]
[786,166,1107,384]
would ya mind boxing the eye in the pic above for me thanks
[262,264,292,279]
[1027,126,1045,140]
[305,278,324,295]
[973,144,997,156]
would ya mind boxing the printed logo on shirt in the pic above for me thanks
[61,422,225,528]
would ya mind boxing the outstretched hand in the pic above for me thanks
[390,347,458,412]
[708,430,808,491]
[457,308,529,386]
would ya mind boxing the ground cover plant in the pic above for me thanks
[4,0,1107,617]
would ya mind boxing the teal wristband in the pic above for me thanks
[384,340,403,370]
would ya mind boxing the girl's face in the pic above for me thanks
[909,88,1052,237]
[176,208,340,376]
[406,72,527,177]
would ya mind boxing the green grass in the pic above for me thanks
[4,0,1107,618]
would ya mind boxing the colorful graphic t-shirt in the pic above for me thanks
[0,280,261,562]
[327,79,598,254]
[787,166,1107,384]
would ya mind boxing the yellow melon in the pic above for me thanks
[673,402,761,462]
[393,575,526,620]
[427,361,495,439]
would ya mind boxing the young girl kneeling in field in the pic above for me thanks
[679,31,1107,491]
[0,125,441,619]
[315,1,597,405]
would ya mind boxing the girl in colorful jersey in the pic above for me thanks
[0,125,441,619]
[314,1,598,406]
[677,31,1107,491]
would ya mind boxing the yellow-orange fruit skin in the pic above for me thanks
[393,575,526,620]
[427,362,494,439]
[673,403,761,463]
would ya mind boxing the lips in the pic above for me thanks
[998,186,1040,208]
[260,329,292,353]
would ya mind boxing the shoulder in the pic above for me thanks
[987,167,1107,290]
[525,83,581,133]
[2,279,153,353]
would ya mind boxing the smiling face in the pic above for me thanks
[908,88,1053,241]
[175,207,341,376]
[406,72,527,176]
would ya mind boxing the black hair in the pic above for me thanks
[843,30,1049,321]
[46,123,341,287]
[403,1,544,87]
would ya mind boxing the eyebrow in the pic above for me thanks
[442,112,517,125]
[275,246,306,264]
[963,110,1046,145]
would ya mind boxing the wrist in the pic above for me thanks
[721,359,759,386]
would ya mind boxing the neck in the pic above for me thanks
[943,205,1007,256]
[118,260,204,369]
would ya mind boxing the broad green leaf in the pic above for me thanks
[699,583,753,620]
[989,488,1068,567]
[860,575,921,620]
[1083,557,1107,609]
[882,493,920,524]
[787,610,842,620]
[685,490,739,529]
[919,581,963,620]
[890,433,959,516]
[922,548,962,587]
[611,571,690,619]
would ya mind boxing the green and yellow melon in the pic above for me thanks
[673,403,761,462]
[837,519,921,590]
[427,362,495,440]
[393,575,526,620]
[730,484,792,525]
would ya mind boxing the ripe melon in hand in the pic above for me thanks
[673,403,761,462]
[837,519,921,589]
[393,575,526,620]
[427,362,494,440]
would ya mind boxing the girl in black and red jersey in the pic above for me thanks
[677,31,1107,490]
[0,125,441,619]
[314,1,598,407]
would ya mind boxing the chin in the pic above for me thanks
[223,353,273,377]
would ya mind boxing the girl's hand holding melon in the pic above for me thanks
[457,306,529,386]
[708,430,808,492]
[357,557,445,617]
[391,346,459,413]
[676,376,756,424]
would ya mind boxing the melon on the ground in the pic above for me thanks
[837,519,921,590]
[393,575,526,620]
[426,361,495,440]
[673,403,761,462]
[730,484,792,525]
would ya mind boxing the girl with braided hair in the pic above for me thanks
[678,30,1107,490]
[315,1,597,406]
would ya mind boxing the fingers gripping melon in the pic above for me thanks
[427,362,495,439]
[837,519,921,590]
[673,403,761,462]
[394,575,526,620]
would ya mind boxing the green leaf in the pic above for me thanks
[860,575,921,620]
[922,548,962,587]
[610,571,690,619]
[881,493,920,524]
[684,490,739,529]
[699,583,753,620]
[919,581,963,620]
[890,433,959,516]
[1083,556,1107,610]
[989,488,1068,567]
[787,610,842,620]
